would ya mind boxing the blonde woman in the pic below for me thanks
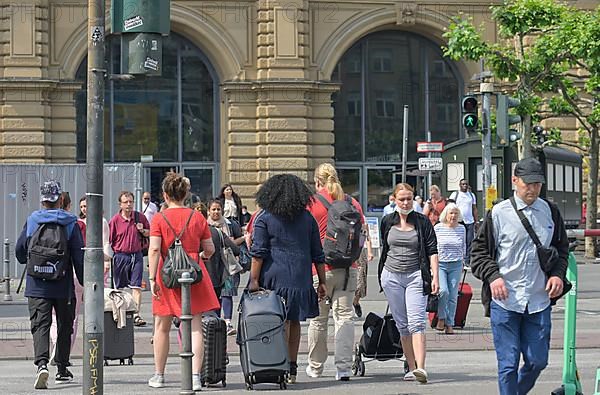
[433,203,466,334]
[307,163,364,381]
[379,183,439,383]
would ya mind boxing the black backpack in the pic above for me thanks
[315,194,363,268]
[27,223,70,280]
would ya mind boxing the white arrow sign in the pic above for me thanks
[418,157,443,171]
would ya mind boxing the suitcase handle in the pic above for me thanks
[459,268,468,293]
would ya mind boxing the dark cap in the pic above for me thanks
[514,158,545,184]
[40,180,62,203]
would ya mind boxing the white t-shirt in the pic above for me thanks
[450,191,476,224]
[142,201,158,224]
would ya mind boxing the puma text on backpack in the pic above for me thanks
[27,223,70,280]
[315,194,363,268]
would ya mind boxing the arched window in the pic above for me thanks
[75,33,218,164]
[332,31,462,163]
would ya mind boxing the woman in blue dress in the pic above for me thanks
[249,174,327,384]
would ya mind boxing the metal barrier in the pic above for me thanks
[3,239,12,301]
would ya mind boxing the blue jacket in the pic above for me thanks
[16,209,84,299]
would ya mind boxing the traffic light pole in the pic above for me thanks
[481,83,494,213]
[84,0,105,393]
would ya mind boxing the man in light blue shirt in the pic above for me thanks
[471,158,568,395]
[382,194,396,215]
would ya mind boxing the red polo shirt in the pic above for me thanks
[108,210,150,254]
[308,189,364,274]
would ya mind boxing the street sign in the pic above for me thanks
[418,157,443,171]
[416,142,444,152]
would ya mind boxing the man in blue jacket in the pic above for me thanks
[16,180,84,390]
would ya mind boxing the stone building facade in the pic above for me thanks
[0,0,596,210]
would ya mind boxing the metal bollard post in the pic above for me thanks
[178,271,194,395]
[3,239,12,302]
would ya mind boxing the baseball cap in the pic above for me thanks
[514,158,545,184]
[40,180,62,202]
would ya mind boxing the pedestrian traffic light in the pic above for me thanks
[496,94,522,146]
[111,0,170,76]
[462,96,479,133]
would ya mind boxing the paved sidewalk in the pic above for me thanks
[3,350,600,394]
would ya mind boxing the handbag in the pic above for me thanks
[426,294,439,313]
[509,197,572,303]
[134,211,149,256]
[160,210,203,289]
[217,229,243,276]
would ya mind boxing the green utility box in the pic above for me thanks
[111,0,170,34]
[120,33,162,75]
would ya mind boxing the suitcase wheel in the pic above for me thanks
[358,360,365,377]
[245,382,253,390]
[280,381,287,390]
[103,360,109,367]
[222,380,226,388]
[119,359,125,365]
[128,357,134,365]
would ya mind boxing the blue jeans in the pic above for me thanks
[437,261,463,327]
[490,301,551,395]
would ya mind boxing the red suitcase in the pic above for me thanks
[429,270,472,329]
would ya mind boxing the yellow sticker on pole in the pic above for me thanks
[486,186,497,210]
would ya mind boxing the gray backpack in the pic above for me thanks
[314,194,362,269]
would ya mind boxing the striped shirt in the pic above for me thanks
[434,223,466,262]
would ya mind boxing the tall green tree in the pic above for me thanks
[533,6,600,257]
[443,0,568,159]
[444,0,599,257]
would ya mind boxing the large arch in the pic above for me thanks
[59,3,244,82]
[317,7,469,81]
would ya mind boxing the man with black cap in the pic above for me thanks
[471,157,569,395]
[16,180,84,389]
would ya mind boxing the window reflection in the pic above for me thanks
[332,31,461,163]
[75,33,217,164]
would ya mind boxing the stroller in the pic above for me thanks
[352,307,409,376]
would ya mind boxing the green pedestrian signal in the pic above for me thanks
[464,114,477,128]
[462,96,479,133]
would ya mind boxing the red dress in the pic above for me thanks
[150,207,220,316]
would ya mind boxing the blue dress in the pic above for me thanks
[250,210,325,321]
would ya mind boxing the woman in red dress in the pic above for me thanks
[147,172,220,390]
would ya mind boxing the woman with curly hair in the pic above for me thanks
[217,184,244,225]
[249,174,327,384]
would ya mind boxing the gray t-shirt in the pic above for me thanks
[385,227,420,273]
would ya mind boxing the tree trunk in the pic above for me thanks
[522,113,534,159]
[585,127,599,259]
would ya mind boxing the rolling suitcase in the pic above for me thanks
[201,314,228,387]
[429,269,472,329]
[103,289,137,366]
[237,289,289,390]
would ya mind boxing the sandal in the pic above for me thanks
[435,318,445,331]
[134,315,147,327]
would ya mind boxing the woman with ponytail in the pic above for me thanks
[306,163,364,381]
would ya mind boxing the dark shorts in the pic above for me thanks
[112,252,143,289]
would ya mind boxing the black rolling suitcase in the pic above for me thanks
[103,288,136,366]
[237,289,289,390]
[103,310,134,366]
[201,314,227,387]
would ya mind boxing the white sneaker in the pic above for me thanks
[305,365,321,378]
[335,370,351,381]
[148,374,165,388]
[403,371,416,381]
[413,368,428,383]
[192,375,202,391]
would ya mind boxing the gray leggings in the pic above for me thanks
[381,267,427,336]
